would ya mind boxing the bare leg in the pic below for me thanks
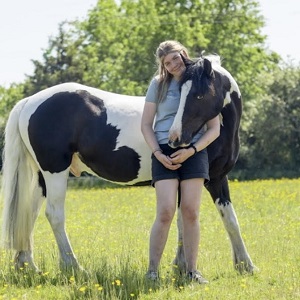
[148,179,178,273]
[180,178,203,272]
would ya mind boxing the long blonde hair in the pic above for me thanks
[155,40,189,102]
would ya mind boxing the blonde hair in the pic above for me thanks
[155,40,189,102]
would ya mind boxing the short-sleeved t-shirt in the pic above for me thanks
[145,77,204,144]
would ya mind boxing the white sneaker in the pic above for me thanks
[187,270,209,284]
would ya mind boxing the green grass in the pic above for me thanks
[0,179,299,299]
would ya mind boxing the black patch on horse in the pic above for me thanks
[28,90,141,183]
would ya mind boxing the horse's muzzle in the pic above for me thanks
[168,139,190,149]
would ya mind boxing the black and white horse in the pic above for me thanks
[1,55,256,274]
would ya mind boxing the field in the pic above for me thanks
[0,178,299,299]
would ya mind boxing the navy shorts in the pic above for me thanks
[151,144,210,186]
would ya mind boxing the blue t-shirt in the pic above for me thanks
[145,77,204,144]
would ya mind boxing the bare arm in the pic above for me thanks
[141,102,160,152]
[193,115,221,152]
[141,102,181,170]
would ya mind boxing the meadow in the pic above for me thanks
[0,178,299,299]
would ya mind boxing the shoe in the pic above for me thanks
[187,270,209,284]
[146,270,159,281]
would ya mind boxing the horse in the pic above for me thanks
[1,55,256,274]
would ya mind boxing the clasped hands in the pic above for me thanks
[155,148,193,170]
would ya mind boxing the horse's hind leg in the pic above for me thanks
[43,171,82,271]
[206,176,256,274]
[14,173,45,272]
[173,207,186,272]
[14,205,43,272]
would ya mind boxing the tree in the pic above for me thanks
[24,0,279,98]
[0,83,25,126]
[237,62,300,178]
[24,21,87,96]
[0,83,25,168]
[1,0,292,178]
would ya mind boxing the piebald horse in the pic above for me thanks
[1,55,256,274]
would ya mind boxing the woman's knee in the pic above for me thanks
[156,207,175,225]
[180,205,199,222]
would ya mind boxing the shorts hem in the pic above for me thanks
[151,175,179,187]
[181,172,210,182]
[151,173,209,187]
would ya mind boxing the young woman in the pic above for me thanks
[141,40,220,284]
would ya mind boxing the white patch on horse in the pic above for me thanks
[215,198,255,272]
[103,93,151,183]
[169,80,192,146]
[206,55,241,106]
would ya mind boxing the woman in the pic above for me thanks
[141,40,220,284]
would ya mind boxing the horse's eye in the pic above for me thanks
[197,95,203,100]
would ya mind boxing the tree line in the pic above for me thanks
[0,0,299,179]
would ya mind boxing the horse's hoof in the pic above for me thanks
[235,262,259,274]
[172,259,186,275]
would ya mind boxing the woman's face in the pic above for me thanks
[163,52,186,80]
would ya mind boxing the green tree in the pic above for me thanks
[0,83,25,168]
[237,62,300,178]
[0,83,25,126]
[25,0,279,98]
[1,0,292,179]
[24,21,87,96]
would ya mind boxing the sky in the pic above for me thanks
[0,0,299,87]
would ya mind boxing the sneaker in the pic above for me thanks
[146,270,159,281]
[187,270,209,284]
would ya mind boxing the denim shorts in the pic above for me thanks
[151,144,210,186]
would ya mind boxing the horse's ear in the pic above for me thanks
[203,58,214,78]
[181,54,193,66]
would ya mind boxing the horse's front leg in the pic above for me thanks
[207,177,257,274]
[215,199,256,273]
[44,172,83,272]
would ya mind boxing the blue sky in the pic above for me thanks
[0,0,299,87]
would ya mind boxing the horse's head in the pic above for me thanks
[168,56,225,148]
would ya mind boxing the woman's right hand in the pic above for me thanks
[154,152,182,170]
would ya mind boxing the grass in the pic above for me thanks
[0,178,299,299]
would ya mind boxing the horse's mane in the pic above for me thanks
[203,54,222,66]
[179,54,218,96]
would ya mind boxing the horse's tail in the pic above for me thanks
[1,99,38,250]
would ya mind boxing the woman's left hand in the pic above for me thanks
[168,148,194,164]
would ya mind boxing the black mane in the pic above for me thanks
[179,55,214,96]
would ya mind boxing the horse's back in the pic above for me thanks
[15,83,151,185]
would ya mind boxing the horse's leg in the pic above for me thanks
[12,171,45,272]
[206,176,257,274]
[173,207,186,272]
[173,186,187,273]
[43,171,82,271]
[14,190,45,272]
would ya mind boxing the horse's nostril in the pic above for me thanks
[168,138,181,149]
